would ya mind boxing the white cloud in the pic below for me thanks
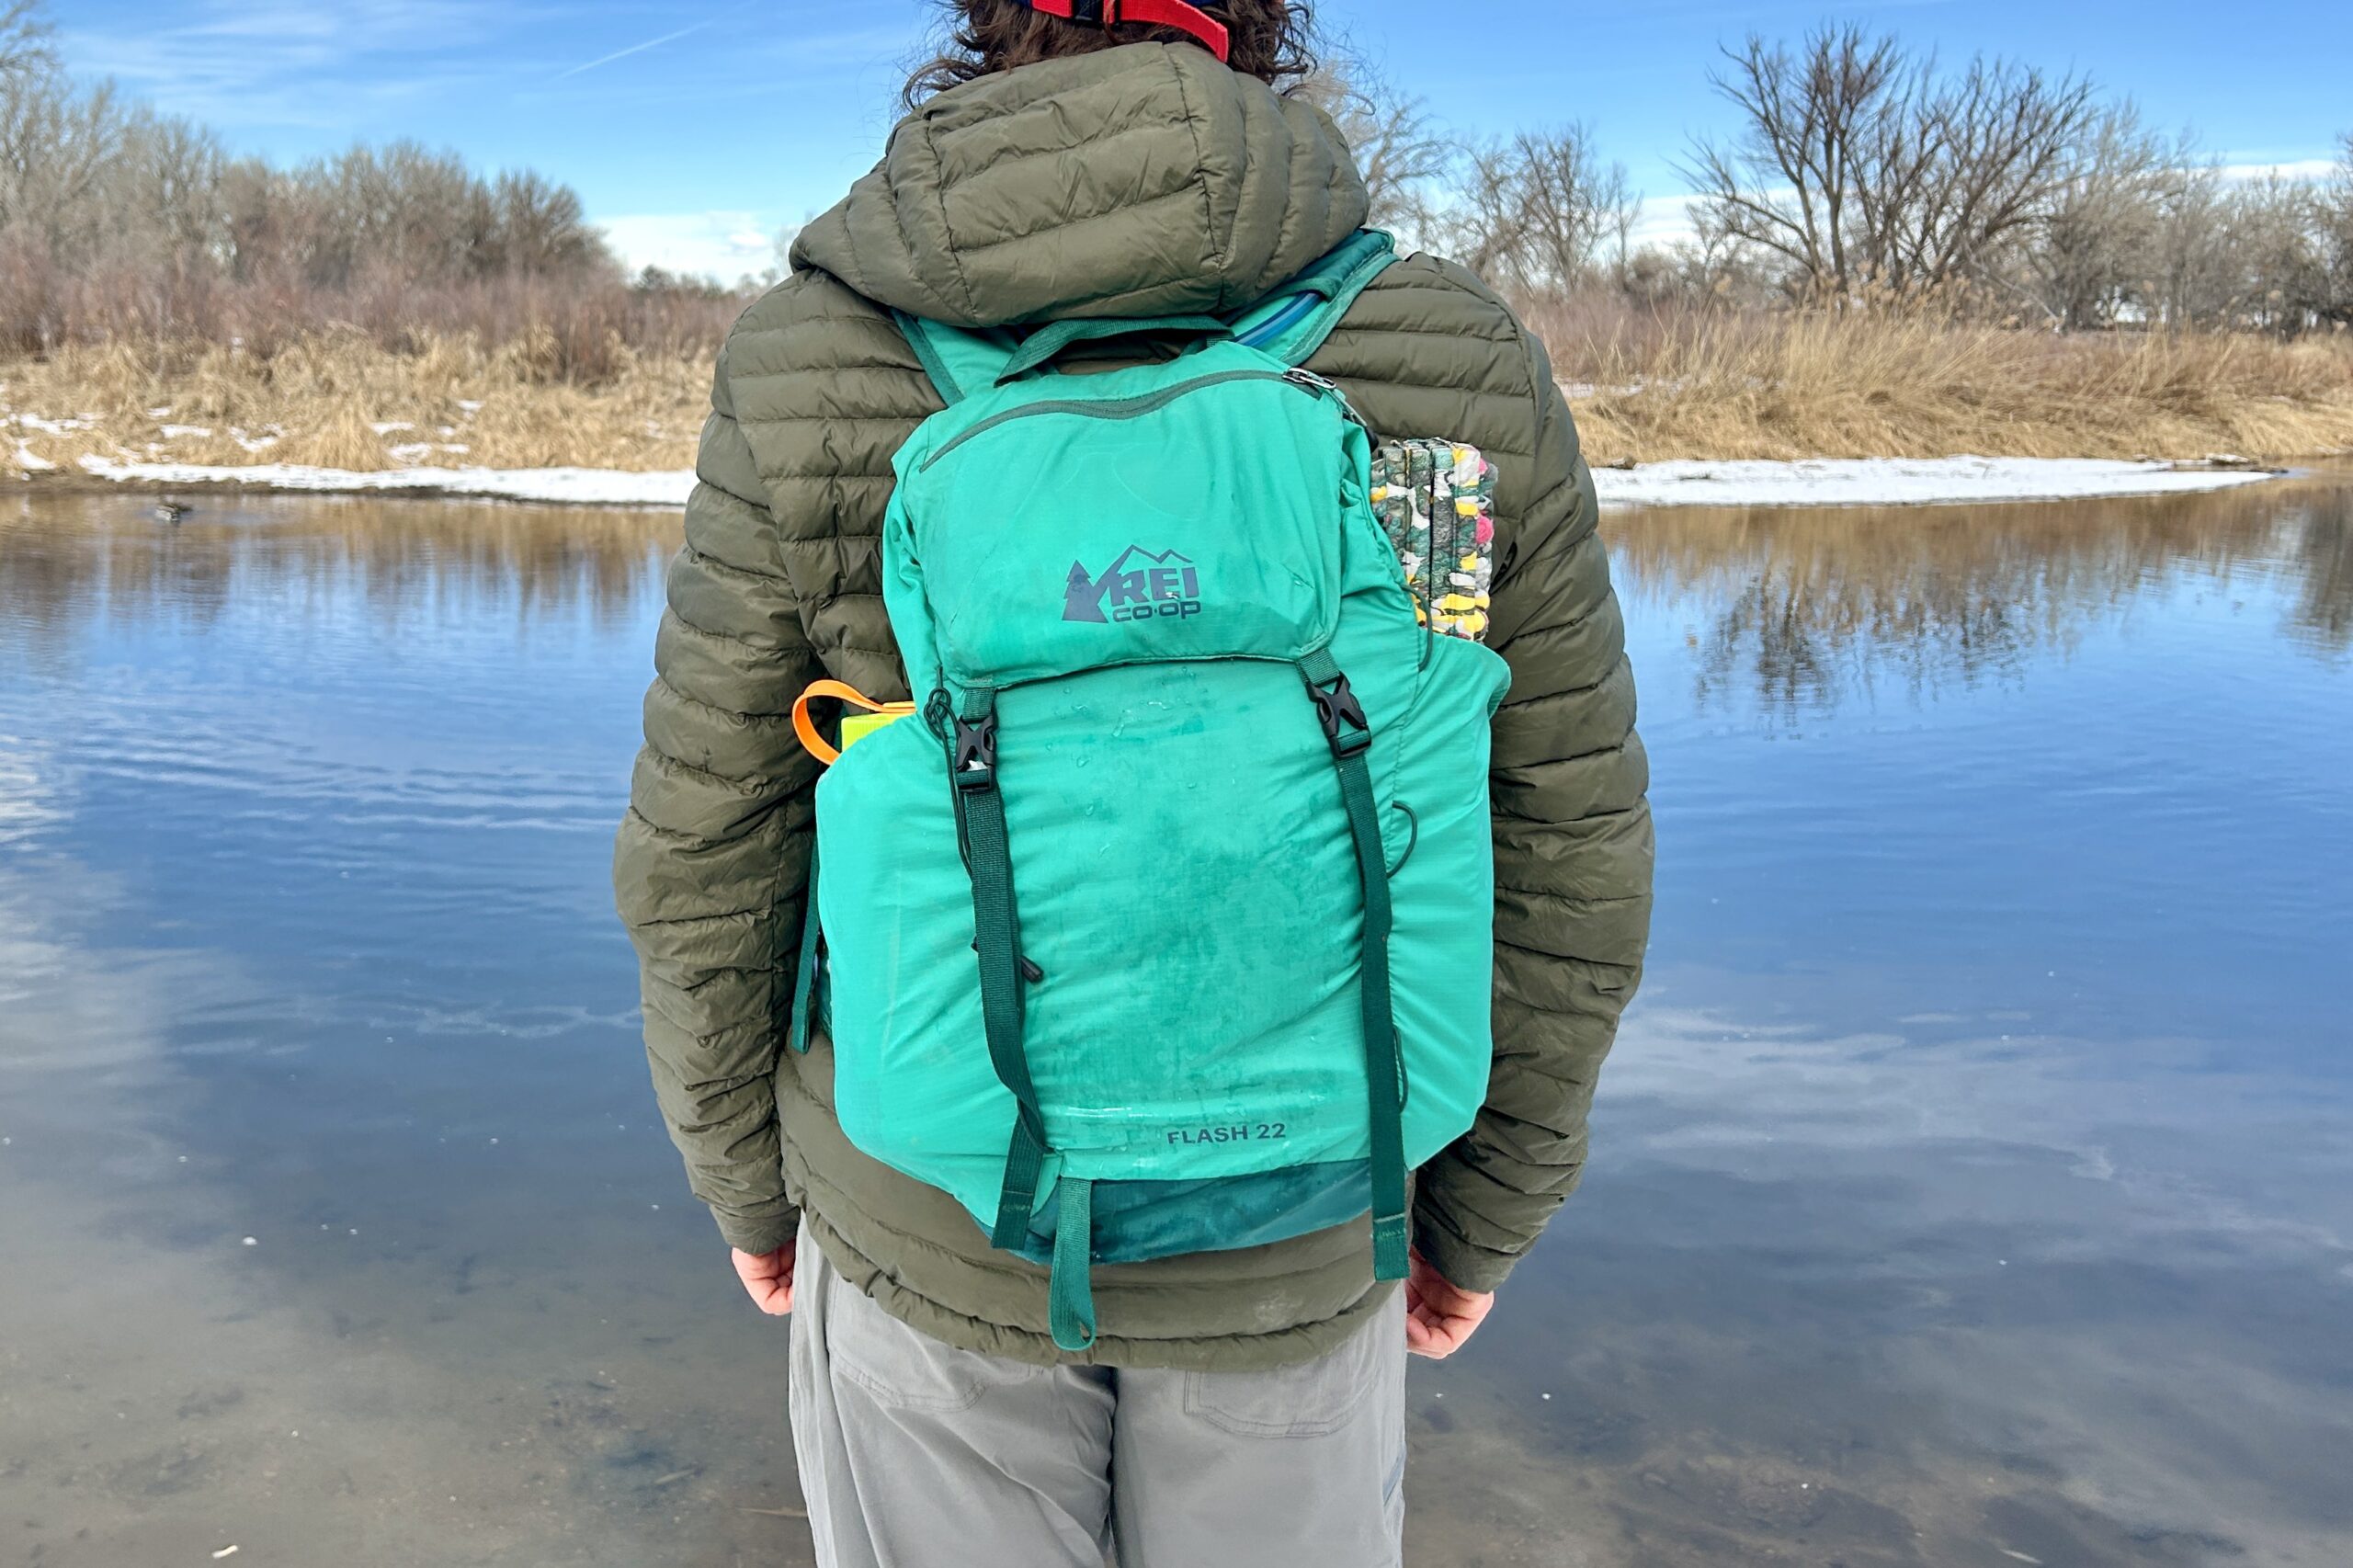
[2216,157,2340,182]
[596,210,784,282]
[1627,191,1706,253]
[58,2,531,128]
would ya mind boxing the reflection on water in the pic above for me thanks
[2,482,2348,1567]
[1,492,662,663]
[1619,481,2352,718]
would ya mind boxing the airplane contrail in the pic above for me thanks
[554,3,753,80]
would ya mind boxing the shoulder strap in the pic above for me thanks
[1229,230,1398,367]
[902,311,1234,400]
[892,231,1396,403]
[996,314,1233,383]
[892,311,1017,407]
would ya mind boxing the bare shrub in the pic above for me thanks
[2023,104,2177,328]
[2218,176,2331,335]
[1515,291,2353,464]
[3,329,714,477]
[0,0,722,370]
[2316,134,2353,325]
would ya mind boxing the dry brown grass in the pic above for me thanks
[3,328,707,479]
[1531,302,2353,465]
[8,310,2353,484]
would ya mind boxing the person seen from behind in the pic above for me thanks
[614,2,1654,1563]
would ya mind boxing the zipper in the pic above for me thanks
[1279,367,1370,430]
[920,367,1358,472]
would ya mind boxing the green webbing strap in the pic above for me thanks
[894,312,1035,406]
[996,313,1234,383]
[945,687,1051,1250]
[895,235,1392,402]
[787,836,823,1055]
[891,310,966,405]
[1299,650,1410,1282]
[1048,1175,1097,1352]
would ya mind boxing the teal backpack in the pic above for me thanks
[790,232,1512,1351]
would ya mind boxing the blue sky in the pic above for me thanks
[57,0,2353,279]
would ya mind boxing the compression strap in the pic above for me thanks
[1299,649,1410,1282]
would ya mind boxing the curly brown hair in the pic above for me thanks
[904,0,1319,105]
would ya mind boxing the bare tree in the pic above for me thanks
[1683,26,2098,303]
[2322,133,2353,325]
[2025,104,2175,327]
[0,70,127,258]
[1902,54,2098,287]
[2143,159,2234,327]
[1297,54,1451,238]
[1450,125,1637,293]
[1679,28,1901,300]
[0,0,52,79]
[2222,176,2329,335]
[493,171,605,278]
[0,0,622,351]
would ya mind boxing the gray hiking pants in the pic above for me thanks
[788,1222,1408,1568]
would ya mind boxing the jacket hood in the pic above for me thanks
[791,43,1370,328]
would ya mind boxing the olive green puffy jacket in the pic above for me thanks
[614,43,1654,1370]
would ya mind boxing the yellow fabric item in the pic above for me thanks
[841,710,912,749]
[792,680,916,766]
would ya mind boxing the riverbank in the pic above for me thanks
[1542,306,2353,466]
[41,452,2286,511]
[6,322,2347,506]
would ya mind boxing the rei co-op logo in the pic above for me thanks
[1063,546,1204,625]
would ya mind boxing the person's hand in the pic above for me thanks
[1404,1248,1495,1359]
[732,1241,798,1316]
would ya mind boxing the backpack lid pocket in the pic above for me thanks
[893,354,1361,688]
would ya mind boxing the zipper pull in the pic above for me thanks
[1281,368,1370,429]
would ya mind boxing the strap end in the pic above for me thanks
[1371,1214,1411,1281]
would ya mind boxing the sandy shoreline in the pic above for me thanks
[25,451,2290,512]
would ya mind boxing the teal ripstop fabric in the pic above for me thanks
[814,311,1507,1340]
[613,43,1654,1370]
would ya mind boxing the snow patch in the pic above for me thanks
[1592,456,2281,509]
[58,453,2286,513]
[75,455,695,507]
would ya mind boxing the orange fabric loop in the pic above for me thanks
[792,679,912,766]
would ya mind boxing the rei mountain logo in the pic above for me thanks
[1062,546,1204,625]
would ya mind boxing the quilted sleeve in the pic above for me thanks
[1412,315,1656,1295]
[612,338,824,1258]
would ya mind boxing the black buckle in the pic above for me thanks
[1308,672,1371,758]
[952,713,998,790]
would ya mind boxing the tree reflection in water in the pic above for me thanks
[1612,476,2352,719]
[0,491,677,671]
